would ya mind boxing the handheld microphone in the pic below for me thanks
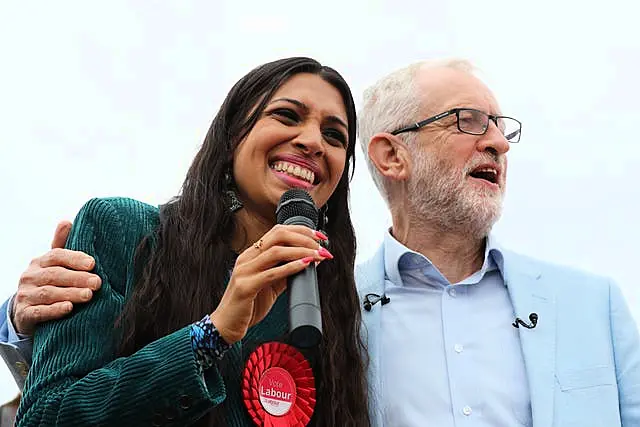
[276,189,322,348]
[512,313,538,329]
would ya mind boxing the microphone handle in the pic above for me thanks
[284,215,322,348]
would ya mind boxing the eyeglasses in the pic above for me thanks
[391,108,522,143]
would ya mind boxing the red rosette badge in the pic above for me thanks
[242,342,316,426]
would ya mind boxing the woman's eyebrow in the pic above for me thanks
[269,97,347,129]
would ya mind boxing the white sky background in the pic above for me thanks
[0,0,638,400]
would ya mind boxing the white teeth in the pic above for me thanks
[271,161,315,184]
[477,168,497,175]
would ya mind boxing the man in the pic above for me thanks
[2,59,639,426]
[354,59,639,426]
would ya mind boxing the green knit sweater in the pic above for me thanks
[17,197,288,426]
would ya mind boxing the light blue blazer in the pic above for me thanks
[356,245,640,427]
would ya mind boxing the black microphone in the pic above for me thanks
[363,293,390,311]
[276,189,322,348]
[512,313,538,329]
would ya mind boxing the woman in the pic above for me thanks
[17,57,370,426]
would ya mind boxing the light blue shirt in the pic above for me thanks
[1,296,26,345]
[380,230,533,426]
[0,296,33,389]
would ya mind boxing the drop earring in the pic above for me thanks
[224,169,243,213]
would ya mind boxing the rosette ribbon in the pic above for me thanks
[242,342,316,426]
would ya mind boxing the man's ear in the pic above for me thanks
[367,133,411,182]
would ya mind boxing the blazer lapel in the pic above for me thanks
[355,246,386,427]
[503,250,557,427]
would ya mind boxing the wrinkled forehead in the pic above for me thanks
[415,66,501,115]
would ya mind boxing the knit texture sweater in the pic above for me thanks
[16,197,288,426]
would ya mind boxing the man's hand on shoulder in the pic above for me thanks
[12,221,102,335]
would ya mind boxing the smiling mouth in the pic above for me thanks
[270,161,316,185]
[469,167,498,184]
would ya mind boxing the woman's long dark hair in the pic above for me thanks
[116,57,370,426]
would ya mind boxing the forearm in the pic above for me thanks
[17,326,227,427]
[0,296,33,389]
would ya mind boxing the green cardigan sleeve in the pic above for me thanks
[17,198,227,426]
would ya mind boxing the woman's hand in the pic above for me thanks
[210,225,331,345]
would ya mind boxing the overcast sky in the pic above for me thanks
[1,1,638,400]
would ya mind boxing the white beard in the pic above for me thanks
[407,148,505,239]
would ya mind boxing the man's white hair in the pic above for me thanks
[358,58,476,204]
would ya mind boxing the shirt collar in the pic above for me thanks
[383,228,506,286]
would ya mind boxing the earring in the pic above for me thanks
[224,170,243,213]
[317,205,329,249]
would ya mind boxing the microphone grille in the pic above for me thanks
[276,189,319,227]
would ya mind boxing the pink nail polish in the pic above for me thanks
[314,231,328,241]
[318,247,333,259]
[301,256,314,265]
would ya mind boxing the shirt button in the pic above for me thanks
[454,344,464,353]
[462,406,473,416]
[448,288,457,297]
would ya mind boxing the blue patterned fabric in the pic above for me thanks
[190,314,232,372]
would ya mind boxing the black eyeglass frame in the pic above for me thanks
[390,108,522,143]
